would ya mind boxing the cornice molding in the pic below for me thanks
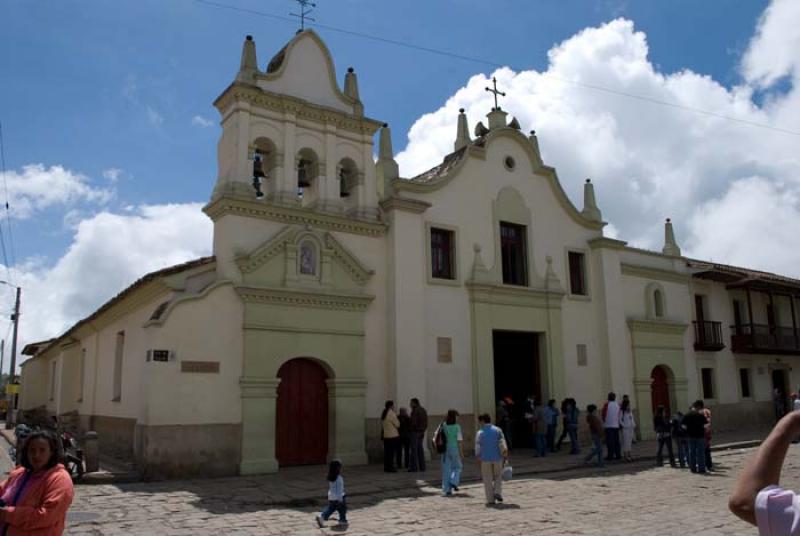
[215,84,382,136]
[466,281,565,309]
[627,318,689,336]
[379,197,431,214]
[236,286,374,312]
[621,263,691,284]
[240,377,281,399]
[588,237,629,251]
[203,195,388,237]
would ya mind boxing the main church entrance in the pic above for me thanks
[492,330,541,447]
[276,358,329,466]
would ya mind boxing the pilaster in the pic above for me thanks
[327,378,368,465]
[239,377,281,474]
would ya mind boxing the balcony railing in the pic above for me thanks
[730,324,800,355]
[693,321,725,351]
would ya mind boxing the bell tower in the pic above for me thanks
[209,31,384,220]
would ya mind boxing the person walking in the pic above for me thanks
[381,400,400,473]
[397,407,411,470]
[440,409,464,496]
[316,461,348,528]
[409,398,428,472]
[583,404,604,468]
[603,392,622,461]
[565,399,580,454]
[475,413,508,506]
[653,405,676,467]
[620,399,636,462]
[496,400,512,450]
[545,399,559,453]
[0,429,74,536]
[683,401,708,474]
[532,399,548,457]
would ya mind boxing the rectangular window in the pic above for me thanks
[430,228,455,280]
[49,361,56,401]
[733,299,743,335]
[78,349,86,402]
[701,367,715,399]
[739,368,752,398]
[500,222,527,286]
[568,251,587,296]
[113,331,125,402]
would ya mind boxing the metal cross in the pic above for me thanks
[290,0,316,30]
[485,77,506,110]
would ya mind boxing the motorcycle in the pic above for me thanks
[60,431,85,482]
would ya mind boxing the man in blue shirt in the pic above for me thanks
[475,413,508,506]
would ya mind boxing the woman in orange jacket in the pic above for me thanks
[0,429,74,535]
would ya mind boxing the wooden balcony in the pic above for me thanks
[693,321,725,351]
[730,324,800,355]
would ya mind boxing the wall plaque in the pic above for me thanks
[152,350,170,362]
[181,361,220,374]
[437,337,453,363]
[577,344,588,367]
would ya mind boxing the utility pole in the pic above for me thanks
[6,286,19,427]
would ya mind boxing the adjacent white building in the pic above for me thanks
[20,30,799,478]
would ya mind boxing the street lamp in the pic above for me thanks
[0,280,20,427]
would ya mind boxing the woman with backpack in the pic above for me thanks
[437,409,464,496]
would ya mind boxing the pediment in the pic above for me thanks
[236,226,374,289]
[256,30,357,115]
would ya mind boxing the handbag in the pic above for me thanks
[501,461,513,481]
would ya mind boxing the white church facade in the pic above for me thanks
[19,30,800,478]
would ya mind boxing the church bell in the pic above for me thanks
[297,159,311,187]
[252,153,266,178]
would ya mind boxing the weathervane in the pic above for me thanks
[290,0,316,30]
[485,77,506,111]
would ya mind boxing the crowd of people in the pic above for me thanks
[318,393,719,528]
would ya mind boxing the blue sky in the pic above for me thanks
[0,0,769,260]
[4,0,800,353]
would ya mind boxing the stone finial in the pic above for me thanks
[237,35,258,82]
[470,243,492,283]
[662,218,682,257]
[508,117,521,130]
[545,255,563,291]
[455,108,471,151]
[376,123,399,197]
[581,178,603,222]
[528,130,543,166]
[344,67,361,102]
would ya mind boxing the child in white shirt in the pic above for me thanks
[316,461,347,527]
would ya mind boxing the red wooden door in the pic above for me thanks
[276,358,329,467]
[651,366,671,415]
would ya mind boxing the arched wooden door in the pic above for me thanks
[651,366,671,415]
[276,358,329,466]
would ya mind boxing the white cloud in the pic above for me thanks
[741,0,800,88]
[191,115,214,128]
[102,168,123,182]
[3,164,114,219]
[146,106,164,126]
[395,12,800,277]
[10,203,212,361]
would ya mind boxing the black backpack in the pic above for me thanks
[434,422,447,454]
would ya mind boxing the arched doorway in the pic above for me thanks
[651,366,671,416]
[276,358,329,466]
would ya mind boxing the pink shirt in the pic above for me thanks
[756,485,800,535]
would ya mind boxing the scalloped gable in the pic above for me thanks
[257,30,356,115]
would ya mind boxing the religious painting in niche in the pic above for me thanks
[299,241,317,276]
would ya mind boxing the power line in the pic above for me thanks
[193,0,800,138]
[0,122,15,285]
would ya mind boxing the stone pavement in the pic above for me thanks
[43,427,768,535]
[60,441,786,535]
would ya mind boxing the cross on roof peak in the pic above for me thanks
[485,77,506,111]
